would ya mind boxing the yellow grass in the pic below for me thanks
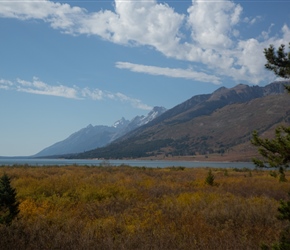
[0,165,289,249]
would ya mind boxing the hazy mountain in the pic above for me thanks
[34,125,118,157]
[110,106,167,142]
[73,81,290,160]
[34,106,166,157]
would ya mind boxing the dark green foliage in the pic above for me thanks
[279,167,287,183]
[232,167,252,172]
[251,126,290,170]
[252,43,290,171]
[272,193,290,249]
[252,43,290,192]
[272,227,290,250]
[74,138,174,159]
[224,169,229,176]
[277,197,290,222]
[259,193,290,250]
[264,43,290,80]
[269,171,278,178]
[0,174,19,225]
[257,43,290,250]
[205,169,215,186]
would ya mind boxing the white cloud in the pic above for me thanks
[261,23,275,40]
[244,16,262,26]
[0,77,151,110]
[116,61,221,84]
[0,0,289,85]
[282,24,290,41]
[0,79,13,89]
[81,87,104,100]
[15,77,80,99]
[187,0,242,49]
[0,0,85,34]
[114,92,152,110]
[81,87,152,110]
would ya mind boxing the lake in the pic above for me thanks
[0,158,256,169]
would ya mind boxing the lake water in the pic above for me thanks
[0,158,255,169]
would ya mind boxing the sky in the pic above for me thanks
[1,0,290,156]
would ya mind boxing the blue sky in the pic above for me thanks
[1,0,290,156]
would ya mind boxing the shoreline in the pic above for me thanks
[0,155,254,163]
[138,153,256,163]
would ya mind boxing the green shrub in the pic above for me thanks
[0,174,19,225]
[205,169,215,186]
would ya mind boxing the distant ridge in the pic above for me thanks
[71,81,290,160]
[34,106,166,157]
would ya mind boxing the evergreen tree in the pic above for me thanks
[251,43,290,172]
[251,127,290,170]
[263,193,290,250]
[205,169,215,186]
[0,173,19,225]
[253,43,290,249]
[264,42,290,81]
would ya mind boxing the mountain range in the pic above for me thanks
[70,81,290,161]
[35,106,167,157]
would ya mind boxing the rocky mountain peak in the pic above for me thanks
[208,81,288,104]
[232,84,250,93]
[112,117,130,129]
[144,106,167,123]
[208,86,229,101]
[74,81,290,160]
[35,106,166,157]
[263,80,290,96]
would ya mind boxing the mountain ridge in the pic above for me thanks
[72,81,290,160]
[34,106,166,157]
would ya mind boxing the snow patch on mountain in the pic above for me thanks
[34,106,166,157]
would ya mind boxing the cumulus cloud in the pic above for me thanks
[116,61,221,84]
[0,0,289,85]
[0,77,151,110]
[187,0,242,49]
[0,0,85,33]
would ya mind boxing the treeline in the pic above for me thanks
[73,138,174,159]
[71,136,229,159]
[0,165,289,249]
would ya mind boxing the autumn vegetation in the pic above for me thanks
[0,44,289,249]
[0,164,289,249]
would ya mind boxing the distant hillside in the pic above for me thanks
[35,106,166,157]
[72,81,290,160]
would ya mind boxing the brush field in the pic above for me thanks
[0,165,289,249]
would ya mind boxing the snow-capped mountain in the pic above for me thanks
[109,106,167,142]
[73,81,290,160]
[34,106,166,157]
[133,106,167,127]
[112,117,130,129]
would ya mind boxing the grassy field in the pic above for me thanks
[0,165,289,249]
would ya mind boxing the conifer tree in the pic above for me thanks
[251,43,290,172]
[0,173,19,225]
[253,43,290,249]
[205,169,215,186]
[264,43,290,81]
